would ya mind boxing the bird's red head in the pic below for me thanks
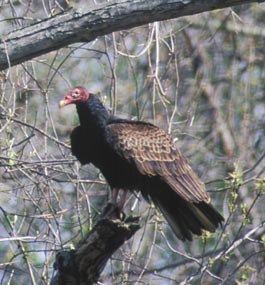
[59,86,89,107]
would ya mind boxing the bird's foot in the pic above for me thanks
[101,202,126,220]
[123,215,140,224]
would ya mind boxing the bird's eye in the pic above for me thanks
[72,90,80,98]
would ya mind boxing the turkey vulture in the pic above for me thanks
[59,86,224,241]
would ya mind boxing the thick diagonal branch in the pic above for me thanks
[51,213,140,285]
[0,0,263,70]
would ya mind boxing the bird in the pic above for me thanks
[59,86,224,241]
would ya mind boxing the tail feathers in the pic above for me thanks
[196,202,224,228]
[156,199,193,241]
[150,188,224,241]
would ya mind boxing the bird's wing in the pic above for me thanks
[105,121,210,203]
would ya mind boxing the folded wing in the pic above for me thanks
[106,121,210,203]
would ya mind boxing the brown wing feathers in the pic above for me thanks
[107,121,223,240]
[107,122,210,203]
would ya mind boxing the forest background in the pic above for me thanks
[0,1,264,284]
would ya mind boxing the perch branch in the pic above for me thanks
[0,0,264,70]
[51,211,140,285]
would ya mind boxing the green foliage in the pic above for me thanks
[7,149,17,166]
[236,265,256,285]
[227,163,244,190]
[240,202,252,226]
[255,177,265,195]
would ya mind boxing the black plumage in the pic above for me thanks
[60,86,224,241]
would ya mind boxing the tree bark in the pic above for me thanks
[51,208,140,285]
[0,0,263,71]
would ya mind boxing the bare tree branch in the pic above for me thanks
[0,0,263,71]
[51,210,140,285]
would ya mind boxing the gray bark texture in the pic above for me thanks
[51,212,140,285]
[0,0,264,71]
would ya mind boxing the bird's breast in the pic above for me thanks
[93,147,144,191]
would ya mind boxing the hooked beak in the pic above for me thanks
[59,99,68,108]
[59,92,72,108]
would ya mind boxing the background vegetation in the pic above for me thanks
[0,1,264,284]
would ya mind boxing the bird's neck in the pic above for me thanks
[76,94,110,132]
